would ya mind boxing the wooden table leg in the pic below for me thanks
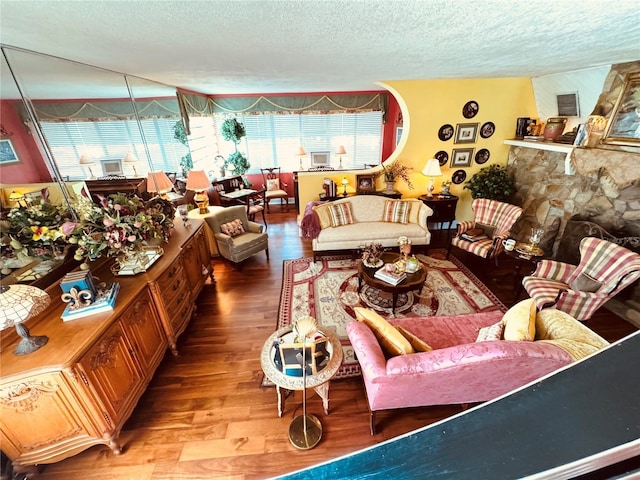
[313,382,331,415]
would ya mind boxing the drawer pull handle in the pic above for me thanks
[173,279,182,291]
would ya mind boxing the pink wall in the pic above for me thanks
[0,100,51,183]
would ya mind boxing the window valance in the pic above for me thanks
[176,90,388,118]
[17,98,181,123]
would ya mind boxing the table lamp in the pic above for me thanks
[186,169,211,214]
[335,145,347,170]
[341,177,349,197]
[296,147,307,171]
[123,152,140,177]
[0,284,51,356]
[147,171,175,200]
[79,154,97,179]
[9,191,25,208]
[421,158,443,198]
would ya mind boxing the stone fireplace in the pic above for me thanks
[506,61,640,325]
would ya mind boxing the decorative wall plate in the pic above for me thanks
[452,169,467,184]
[463,100,479,119]
[475,148,490,164]
[435,150,449,166]
[438,124,454,141]
[480,121,495,138]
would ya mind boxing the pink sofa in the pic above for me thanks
[347,309,609,434]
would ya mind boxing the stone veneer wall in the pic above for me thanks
[507,147,640,254]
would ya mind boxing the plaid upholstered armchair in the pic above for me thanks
[447,198,523,262]
[522,237,640,321]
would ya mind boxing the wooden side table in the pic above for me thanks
[504,242,544,302]
[419,194,459,234]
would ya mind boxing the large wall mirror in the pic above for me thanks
[0,45,183,285]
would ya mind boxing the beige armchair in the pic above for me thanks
[205,205,269,263]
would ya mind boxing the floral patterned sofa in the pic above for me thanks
[347,301,609,434]
[300,195,433,260]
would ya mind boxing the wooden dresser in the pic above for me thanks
[0,220,211,474]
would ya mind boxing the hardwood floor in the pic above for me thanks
[34,211,638,480]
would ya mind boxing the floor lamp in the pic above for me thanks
[289,316,322,450]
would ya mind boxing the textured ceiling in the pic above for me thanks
[1,0,640,97]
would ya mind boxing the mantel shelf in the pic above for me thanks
[504,139,575,174]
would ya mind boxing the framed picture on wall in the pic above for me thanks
[451,148,474,167]
[0,139,20,165]
[454,123,478,144]
[310,151,331,167]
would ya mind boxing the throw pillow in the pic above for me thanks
[220,218,245,237]
[476,222,496,238]
[396,326,432,352]
[476,321,505,342]
[312,204,333,230]
[569,272,602,293]
[266,178,280,191]
[328,202,354,227]
[354,307,414,357]
[383,200,410,224]
[502,298,537,341]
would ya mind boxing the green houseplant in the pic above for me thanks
[221,118,250,175]
[173,121,193,178]
[464,164,515,202]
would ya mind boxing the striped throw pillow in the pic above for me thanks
[383,200,410,224]
[328,202,354,227]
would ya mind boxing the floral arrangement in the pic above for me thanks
[360,242,385,266]
[375,161,414,189]
[1,202,76,261]
[68,194,175,263]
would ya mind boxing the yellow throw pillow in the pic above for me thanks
[312,204,333,230]
[396,326,432,352]
[354,307,414,356]
[502,298,537,341]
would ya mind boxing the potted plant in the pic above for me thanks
[464,164,515,202]
[221,118,250,175]
[374,161,414,192]
[441,180,452,196]
[173,121,193,178]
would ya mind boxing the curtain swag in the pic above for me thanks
[17,99,181,123]
[176,91,389,125]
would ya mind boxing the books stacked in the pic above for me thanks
[61,282,120,321]
[374,266,407,285]
[460,228,488,242]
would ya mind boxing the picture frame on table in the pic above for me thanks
[602,72,640,146]
[454,123,479,144]
[310,151,331,167]
[278,337,329,376]
[451,148,474,167]
[356,174,376,194]
[100,159,123,176]
[0,139,20,165]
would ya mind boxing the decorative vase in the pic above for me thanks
[543,117,567,141]
[441,184,451,196]
[385,181,396,194]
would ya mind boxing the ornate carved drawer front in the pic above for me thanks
[156,257,186,297]
[0,373,96,464]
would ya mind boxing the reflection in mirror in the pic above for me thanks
[0,45,182,286]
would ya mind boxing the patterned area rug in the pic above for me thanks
[270,250,506,382]
[268,249,507,378]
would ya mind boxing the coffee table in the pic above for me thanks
[260,326,343,418]
[357,252,427,314]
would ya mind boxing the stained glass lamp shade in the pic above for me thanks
[0,284,51,355]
